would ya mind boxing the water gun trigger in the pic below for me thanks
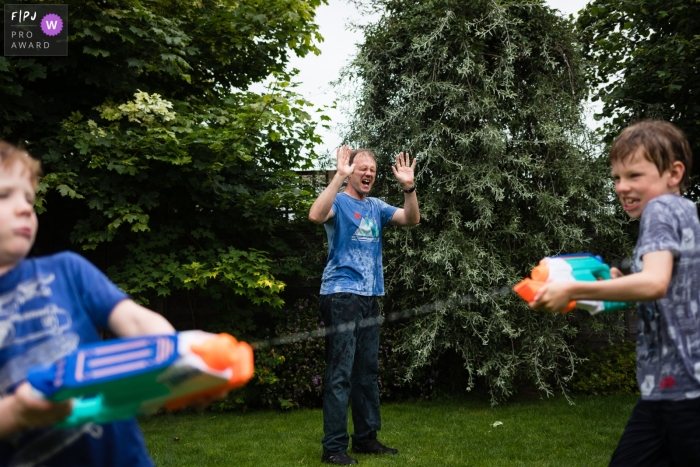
[512,278,575,313]
[592,269,612,281]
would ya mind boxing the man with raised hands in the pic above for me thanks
[309,146,420,465]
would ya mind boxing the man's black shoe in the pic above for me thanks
[321,451,358,465]
[351,438,399,455]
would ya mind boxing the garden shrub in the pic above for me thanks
[261,299,326,409]
[378,323,438,402]
[571,339,638,396]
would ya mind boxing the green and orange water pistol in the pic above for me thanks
[513,253,631,314]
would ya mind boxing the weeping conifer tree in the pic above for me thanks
[342,0,633,401]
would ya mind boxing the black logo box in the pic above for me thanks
[4,4,68,57]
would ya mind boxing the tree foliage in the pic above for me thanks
[577,0,700,194]
[0,0,327,333]
[343,0,632,401]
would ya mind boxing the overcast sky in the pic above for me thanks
[283,0,593,157]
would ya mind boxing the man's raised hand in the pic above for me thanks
[336,145,354,179]
[391,152,417,189]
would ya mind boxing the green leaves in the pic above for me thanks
[182,248,285,307]
[37,70,323,307]
[36,172,84,215]
[109,242,284,308]
[571,340,638,396]
[0,0,328,323]
[99,91,177,124]
[577,0,700,196]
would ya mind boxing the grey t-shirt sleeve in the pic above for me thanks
[636,198,682,260]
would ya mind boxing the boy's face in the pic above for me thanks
[611,146,684,219]
[0,162,37,269]
[347,154,376,197]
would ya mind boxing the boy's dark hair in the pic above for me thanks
[609,120,692,191]
[350,148,376,166]
[0,141,42,187]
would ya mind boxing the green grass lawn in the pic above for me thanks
[139,394,637,466]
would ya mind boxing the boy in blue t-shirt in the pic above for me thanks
[531,120,700,465]
[0,141,176,466]
[309,146,420,465]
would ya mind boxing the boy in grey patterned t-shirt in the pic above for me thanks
[633,194,700,401]
[531,120,700,466]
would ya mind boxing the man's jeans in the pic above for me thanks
[320,293,381,454]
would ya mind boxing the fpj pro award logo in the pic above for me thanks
[4,4,67,56]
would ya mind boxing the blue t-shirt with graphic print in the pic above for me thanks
[633,194,700,400]
[320,193,398,296]
[0,252,154,467]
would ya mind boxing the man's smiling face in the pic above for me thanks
[346,154,376,199]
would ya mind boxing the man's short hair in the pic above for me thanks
[609,120,692,191]
[350,149,376,166]
[0,141,43,187]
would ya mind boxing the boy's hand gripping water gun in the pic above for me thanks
[26,331,254,428]
[512,253,631,315]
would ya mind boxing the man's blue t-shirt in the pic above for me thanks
[633,194,700,400]
[320,193,397,296]
[0,252,154,467]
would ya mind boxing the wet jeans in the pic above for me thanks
[320,293,381,454]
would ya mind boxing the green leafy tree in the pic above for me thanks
[577,0,700,195]
[343,0,631,401]
[0,0,327,334]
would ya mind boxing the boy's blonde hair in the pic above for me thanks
[609,120,692,192]
[0,141,42,187]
